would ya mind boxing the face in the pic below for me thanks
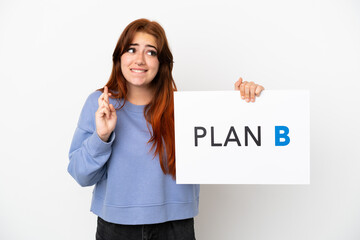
[120,32,160,90]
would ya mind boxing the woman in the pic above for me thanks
[68,18,264,240]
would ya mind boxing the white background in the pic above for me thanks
[0,0,359,239]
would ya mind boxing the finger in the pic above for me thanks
[250,83,257,102]
[109,103,115,111]
[234,77,243,90]
[109,104,117,116]
[255,85,265,96]
[100,93,111,107]
[101,101,110,112]
[102,107,111,119]
[104,86,109,104]
[244,82,250,102]
[97,107,107,118]
[98,92,105,106]
[240,81,247,99]
[96,108,103,118]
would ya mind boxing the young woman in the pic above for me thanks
[68,18,264,240]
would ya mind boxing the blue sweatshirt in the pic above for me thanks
[68,90,200,225]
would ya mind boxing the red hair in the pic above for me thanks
[98,19,177,179]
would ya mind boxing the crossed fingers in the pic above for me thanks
[98,86,112,119]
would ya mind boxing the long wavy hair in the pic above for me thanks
[97,19,177,179]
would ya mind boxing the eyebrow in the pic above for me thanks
[130,43,157,51]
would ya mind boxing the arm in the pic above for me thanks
[67,89,116,187]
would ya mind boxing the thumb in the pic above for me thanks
[109,104,116,114]
[234,77,243,90]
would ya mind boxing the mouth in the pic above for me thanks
[130,68,148,73]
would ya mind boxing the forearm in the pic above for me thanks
[68,127,115,187]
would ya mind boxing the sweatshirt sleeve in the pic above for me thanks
[67,91,115,187]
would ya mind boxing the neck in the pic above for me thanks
[126,84,154,105]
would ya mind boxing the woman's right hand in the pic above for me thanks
[95,86,117,142]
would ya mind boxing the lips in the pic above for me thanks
[131,68,147,73]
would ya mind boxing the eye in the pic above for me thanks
[127,48,135,53]
[147,50,157,56]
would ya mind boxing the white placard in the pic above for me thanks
[174,90,310,184]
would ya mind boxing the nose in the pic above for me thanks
[135,52,145,66]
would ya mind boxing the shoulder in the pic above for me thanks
[77,90,102,131]
[87,90,103,102]
[81,90,103,108]
[80,90,104,116]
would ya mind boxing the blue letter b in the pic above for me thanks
[275,126,290,146]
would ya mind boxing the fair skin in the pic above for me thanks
[96,32,265,142]
[235,77,265,102]
[120,32,160,105]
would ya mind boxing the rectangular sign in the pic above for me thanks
[174,90,310,184]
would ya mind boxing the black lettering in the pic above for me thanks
[224,126,241,146]
[194,127,207,146]
[211,126,222,146]
[245,126,261,146]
